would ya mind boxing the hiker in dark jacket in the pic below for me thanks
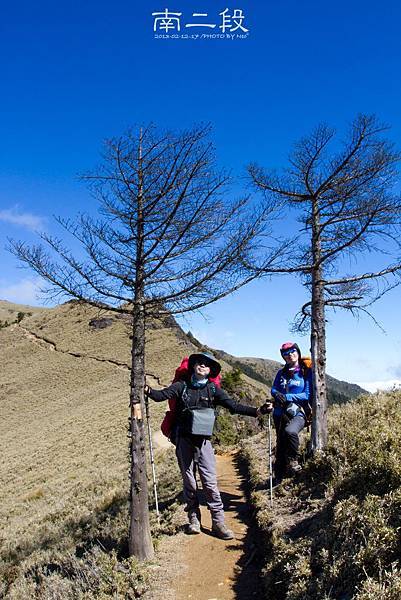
[146,352,269,540]
[265,342,312,482]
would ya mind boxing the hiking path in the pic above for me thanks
[149,450,264,600]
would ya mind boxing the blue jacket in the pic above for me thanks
[271,365,312,419]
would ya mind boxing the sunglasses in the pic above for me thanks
[281,348,298,356]
[195,361,212,368]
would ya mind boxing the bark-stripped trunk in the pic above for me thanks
[128,301,154,559]
[128,129,154,559]
[310,197,328,452]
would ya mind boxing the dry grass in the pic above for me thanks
[0,301,193,596]
[0,300,267,598]
[0,299,46,323]
[241,391,401,600]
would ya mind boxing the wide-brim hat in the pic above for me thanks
[188,352,221,378]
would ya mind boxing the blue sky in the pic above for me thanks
[1,0,401,389]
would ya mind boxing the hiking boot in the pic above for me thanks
[287,459,302,475]
[211,522,235,540]
[186,514,201,535]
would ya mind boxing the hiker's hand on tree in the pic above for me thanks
[144,385,151,397]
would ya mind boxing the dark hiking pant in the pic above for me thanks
[273,414,305,478]
[175,434,225,525]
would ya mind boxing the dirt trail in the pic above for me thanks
[171,451,262,600]
[12,325,162,386]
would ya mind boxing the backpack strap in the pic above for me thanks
[206,382,216,408]
[180,382,188,400]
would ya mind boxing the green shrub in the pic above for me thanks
[213,410,240,446]
[222,367,242,392]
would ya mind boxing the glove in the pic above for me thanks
[274,392,286,405]
[259,402,273,415]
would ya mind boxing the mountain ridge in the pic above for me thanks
[0,298,367,402]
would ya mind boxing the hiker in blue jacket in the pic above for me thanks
[145,352,269,540]
[265,342,312,481]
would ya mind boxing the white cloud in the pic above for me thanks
[0,207,46,232]
[355,380,401,393]
[0,277,44,305]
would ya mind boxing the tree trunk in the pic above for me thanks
[128,301,154,560]
[310,271,328,451]
[310,196,328,452]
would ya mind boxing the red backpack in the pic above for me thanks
[160,356,222,439]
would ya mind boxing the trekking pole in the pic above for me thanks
[144,394,160,522]
[268,413,274,508]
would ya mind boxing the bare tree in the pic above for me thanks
[248,114,401,452]
[9,124,279,560]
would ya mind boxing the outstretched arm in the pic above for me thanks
[214,387,258,417]
[145,381,184,402]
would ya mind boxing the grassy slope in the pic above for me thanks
[0,301,268,598]
[241,390,401,600]
[0,301,195,597]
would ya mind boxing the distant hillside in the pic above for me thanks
[219,352,367,404]
[186,333,367,405]
[216,351,367,404]
[0,299,46,325]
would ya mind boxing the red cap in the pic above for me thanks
[280,342,301,357]
[280,341,295,351]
